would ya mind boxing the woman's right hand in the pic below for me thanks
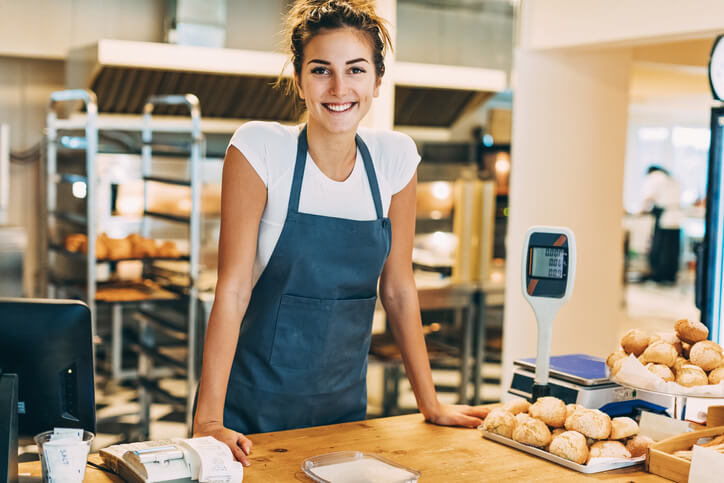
[193,421,253,466]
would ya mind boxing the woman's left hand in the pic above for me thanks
[424,404,491,428]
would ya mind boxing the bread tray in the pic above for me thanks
[481,430,645,474]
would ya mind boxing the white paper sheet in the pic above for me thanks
[689,445,724,483]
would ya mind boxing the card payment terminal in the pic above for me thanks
[522,226,576,401]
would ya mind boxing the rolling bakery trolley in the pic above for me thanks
[44,89,211,438]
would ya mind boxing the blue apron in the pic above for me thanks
[223,125,392,434]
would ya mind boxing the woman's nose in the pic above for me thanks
[330,74,348,97]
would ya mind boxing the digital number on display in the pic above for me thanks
[530,247,565,279]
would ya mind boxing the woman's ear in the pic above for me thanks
[373,75,382,98]
[295,74,305,100]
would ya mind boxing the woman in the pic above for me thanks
[193,0,489,466]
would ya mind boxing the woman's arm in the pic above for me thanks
[379,174,489,428]
[193,145,266,465]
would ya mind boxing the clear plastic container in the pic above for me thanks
[34,429,94,483]
[302,451,420,483]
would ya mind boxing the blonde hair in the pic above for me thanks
[277,0,392,94]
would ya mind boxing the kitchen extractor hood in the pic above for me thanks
[67,40,506,127]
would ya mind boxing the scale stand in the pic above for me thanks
[521,226,577,401]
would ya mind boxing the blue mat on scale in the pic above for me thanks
[515,354,609,385]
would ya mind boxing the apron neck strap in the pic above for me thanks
[356,133,384,220]
[288,125,384,220]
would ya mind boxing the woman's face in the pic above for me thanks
[297,27,381,135]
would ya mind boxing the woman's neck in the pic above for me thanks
[306,120,358,182]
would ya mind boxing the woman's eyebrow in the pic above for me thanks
[307,58,370,65]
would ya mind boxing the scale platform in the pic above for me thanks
[510,354,630,409]
[515,354,611,386]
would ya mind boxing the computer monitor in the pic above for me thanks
[0,298,96,438]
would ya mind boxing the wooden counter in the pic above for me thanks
[19,414,668,482]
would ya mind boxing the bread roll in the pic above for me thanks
[690,341,723,371]
[512,415,552,448]
[675,318,709,344]
[709,367,724,385]
[673,356,688,374]
[676,364,708,387]
[640,341,678,367]
[566,403,584,420]
[64,233,86,252]
[682,341,692,359]
[105,237,132,260]
[610,357,627,377]
[565,409,611,440]
[482,408,517,439]
[587,440,631,463]
[649,332,682,355]
[549,431,589,465]
[646,363,675,382]
[626,435,654,458]
[158,240,181,258]
[606,351,627,369]
[621,329,649,356]
[502,398,531,415]
[609,417,639,440]
[529,396,567,428]
[96,234,109,259]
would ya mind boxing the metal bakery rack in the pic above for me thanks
[44,89,213,438]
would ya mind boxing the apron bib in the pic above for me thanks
[224,126,391,434]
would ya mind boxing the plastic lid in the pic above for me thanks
[301,451,421,483]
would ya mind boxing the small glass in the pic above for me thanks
[34,430,94,483]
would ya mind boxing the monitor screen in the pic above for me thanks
[530,247,565,279]
[0,298,95,438]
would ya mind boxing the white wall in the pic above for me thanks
[0,0,165,59]
[503,46,633,393]
[521,0,724,50]
[0,57,65,295]
[397,2,513,72]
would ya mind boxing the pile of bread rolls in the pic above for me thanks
[65,233,181,260]
[607,319,724,387]
[482,396,653,465]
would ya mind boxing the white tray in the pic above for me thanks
[481,431,645,474]
[302,451,421,483]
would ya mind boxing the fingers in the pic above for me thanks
[235,434,252,467]
[457,414,483,428]
[229,441,250,466]
[465,405,491,419]
[238,434,253,454]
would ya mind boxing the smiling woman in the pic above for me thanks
[192,0,490,467]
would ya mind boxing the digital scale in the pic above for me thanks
[512,226,670,415]
[521,226,577,400]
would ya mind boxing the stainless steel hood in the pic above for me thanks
[67,40,506,127]
[67,40,302,122]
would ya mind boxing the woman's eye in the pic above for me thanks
[311,67,329,75]
[350,67,365,74]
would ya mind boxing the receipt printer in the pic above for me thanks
[0,372,19,483]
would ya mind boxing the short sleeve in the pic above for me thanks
[228,121,269,187]
[388,132,421,194]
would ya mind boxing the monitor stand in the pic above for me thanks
[0,372,18,483]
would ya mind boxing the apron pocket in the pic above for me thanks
[270,294,377,371]
[324,295,377,367]
[270,294,331,369]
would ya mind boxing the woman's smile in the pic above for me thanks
[323,102,357,113]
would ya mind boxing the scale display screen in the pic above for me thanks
[530,247,565,279]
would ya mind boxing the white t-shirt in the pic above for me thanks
[641,170,682,229]
[228,121,421,286]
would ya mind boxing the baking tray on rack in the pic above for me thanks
[481,430,645,474]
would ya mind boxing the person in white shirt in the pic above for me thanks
[192,0,489,466]
[641,165,682,283]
